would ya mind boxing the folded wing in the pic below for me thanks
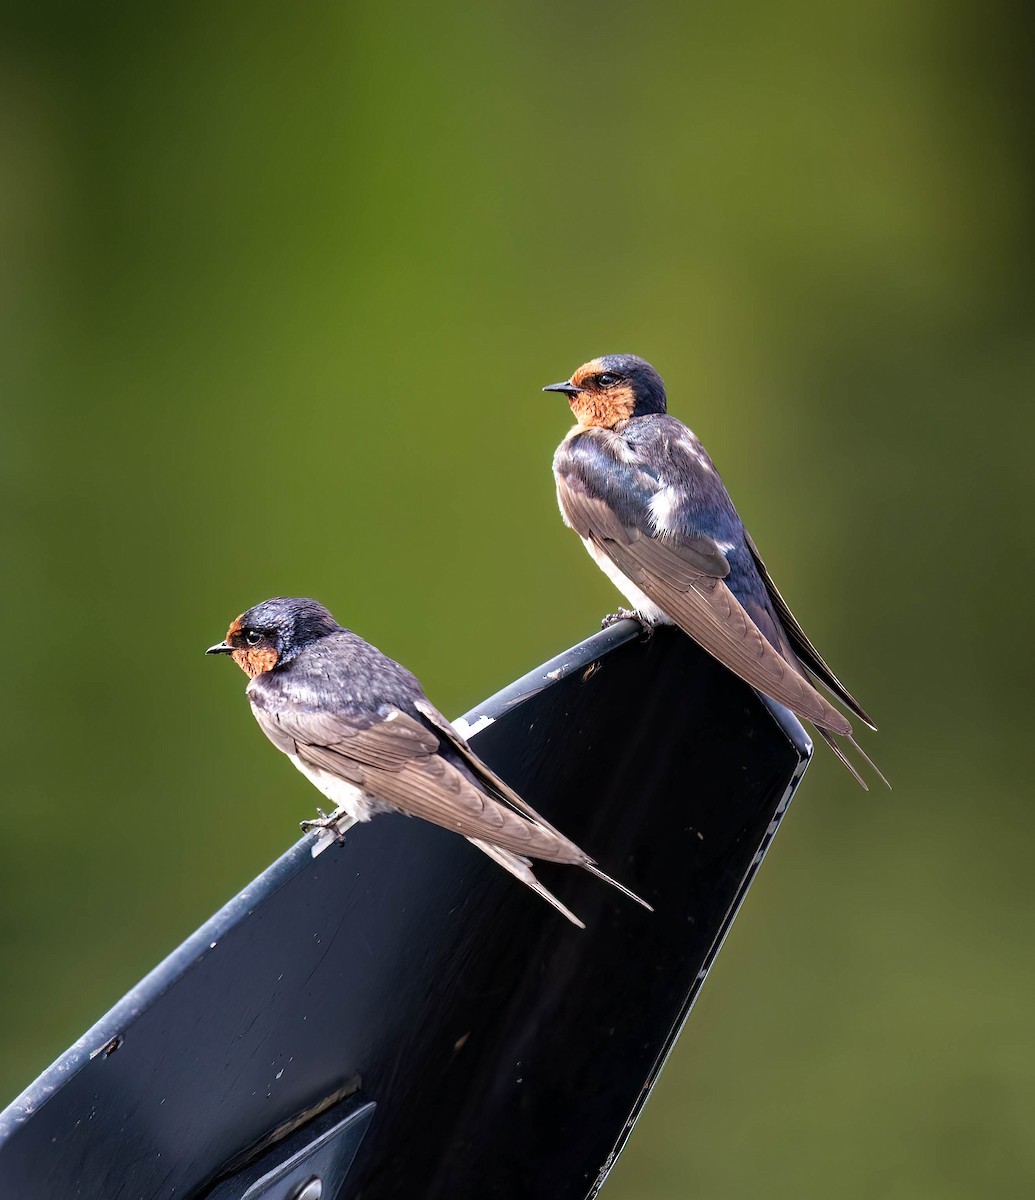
[252,701,590,864]
[556,468,852,736]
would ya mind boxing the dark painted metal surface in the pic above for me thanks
[204,1102,376,1200]
[0,623,810,1199]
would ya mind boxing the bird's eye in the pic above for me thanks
[244,629,263,646]
[596,372,619,388]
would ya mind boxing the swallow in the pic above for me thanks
[545,354,887,788]
[207,596,651,927]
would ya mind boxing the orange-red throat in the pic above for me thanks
[223,616,280,678]
[545,358,636,430]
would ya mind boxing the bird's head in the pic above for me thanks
[543,354,667,429]
[206,596,341,677]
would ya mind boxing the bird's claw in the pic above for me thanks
[600,608,654,642]
[601,608,651,634]
[300,807,349,844]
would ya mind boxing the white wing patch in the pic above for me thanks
[647,487,679,533]
[648,489,735,563]
[676,429,715,474]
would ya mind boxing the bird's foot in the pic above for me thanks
[601,608,652,638]
[600,607,640,628]
[300,807,349,844]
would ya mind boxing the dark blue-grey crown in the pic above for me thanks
[241,597,341,648]
[599,354,667,415]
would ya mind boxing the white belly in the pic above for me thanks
[288,753,383,822]
[582,538,674,626]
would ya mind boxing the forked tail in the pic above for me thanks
[468,839,654,927]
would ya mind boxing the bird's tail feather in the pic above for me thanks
[816,728,868,790]
[468,838,586,929]
[844,733,891,790]
[816,728,890,790]
[584,862,653,911]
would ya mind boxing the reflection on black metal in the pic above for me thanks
[0,622,809,1199]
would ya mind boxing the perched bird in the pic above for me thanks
[545,354,886,788]
[207,596,650,927]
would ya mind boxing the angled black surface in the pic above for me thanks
[0,623,810,1199]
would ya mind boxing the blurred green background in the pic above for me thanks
[1,1,1032,1195]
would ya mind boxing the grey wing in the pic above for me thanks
[416,699,654,911]
[412,698,573,841]
[251,701,436,775]
[557,474,853,735]
[253,701,589,864]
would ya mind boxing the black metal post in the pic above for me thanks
[0,623,809,1199]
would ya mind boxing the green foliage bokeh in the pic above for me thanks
[1,2,1033,1195]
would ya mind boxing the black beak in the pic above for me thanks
[206,641,233,655]
[543,380,581,396]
